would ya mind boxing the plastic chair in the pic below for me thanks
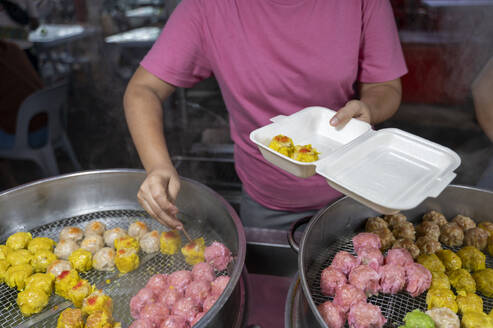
[0,82,82,177]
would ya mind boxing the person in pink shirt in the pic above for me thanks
[123,0,408,229]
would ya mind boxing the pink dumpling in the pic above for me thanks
[192,262,215,283]
[168,270,193,294]
[211,276,229,296]
[385,248,414,267]
[330,251,359,275]
[159,315,188,328]
[347,301,386,328]
[379,263,406,295]
[405,263,431,297]
[333,284,367,313]
[146,274,169,294]
[185,280,211,306]
[352,233,381,255]
[320,267,347,297]
[172,297,199,323]
[203,294,219,312]
[139,302,169,327]
[204,242,232,271]
[158,287,183,310]
[317,301,346,328]
[130,287,156,319]
[190,312,206,326]
[357,247,384,271]
[129,319,155,328]
[348,265,381,296]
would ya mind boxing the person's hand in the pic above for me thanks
[330,100,372,127]
[137,168,183,229]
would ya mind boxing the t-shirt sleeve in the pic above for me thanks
[358,0,408,83]
[140,0,212,88]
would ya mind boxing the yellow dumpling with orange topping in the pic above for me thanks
[68,279,93,307]
[57,308,84,328]
[81,290,113,316]
[268,134,294,157]
[160,230,181,255]
[55,269,80,299]
[181,237,205,265]
[114,248,139,274]
[292,144,319,162]
[114,236,139,252]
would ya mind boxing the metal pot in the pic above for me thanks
[288,184,493,327]
[0,169,247,328]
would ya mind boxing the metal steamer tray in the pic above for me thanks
[0,170,247,328]
[293,185,493,328]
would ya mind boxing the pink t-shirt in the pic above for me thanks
[141,0,407,212]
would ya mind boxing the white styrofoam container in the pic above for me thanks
[249,106,461,214]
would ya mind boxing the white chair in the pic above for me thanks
[0,82,81,177]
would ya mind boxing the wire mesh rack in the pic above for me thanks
[0,209,233,328]
[306,231,493,327]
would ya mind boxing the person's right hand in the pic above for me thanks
[137,168,183,229]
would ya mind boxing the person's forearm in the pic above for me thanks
[472,58,493,142]
[124,84,174,172]
[360,79,402,125]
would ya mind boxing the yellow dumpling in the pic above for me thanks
[28,237,56,253]
[55,269,80,299]
[0,259,10,283]
[461,311,493,328]
[417,253,445,273]
[269,134,295,157]
[17,288,49,316]
[426,288,458,313]
[57,308,84,328]
[292,144,319,162]
[456,291,483,315]
[69,249,93,272]
[0,245,12,260]
[435,249,462,272]
[5,264,33,290]
[6,232,32,250]
[457,246,486,272]
[448,268,476,293]
[472,268,493,297]
[81,290,113,317]
[68,279,93,308]
[113,236,139,252]
[114,248,139,274]
[181,237,205,265]
[430,271,451,290]
[160,230,181,255]
[7,249,33,266]
[85,310,113,328]
[32,250,57,273]
[25,273,54,295]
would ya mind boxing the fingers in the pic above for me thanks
[137,177,183,230]
[330,100,361,127]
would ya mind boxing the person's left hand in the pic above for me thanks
[330,100,372,127]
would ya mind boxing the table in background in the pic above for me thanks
[29,24,97,83]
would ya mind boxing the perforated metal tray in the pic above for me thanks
[306,232,493,327]
[1,209,233,328]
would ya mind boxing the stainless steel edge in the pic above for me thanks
[0,169,247,328]
[298,184,493,327]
